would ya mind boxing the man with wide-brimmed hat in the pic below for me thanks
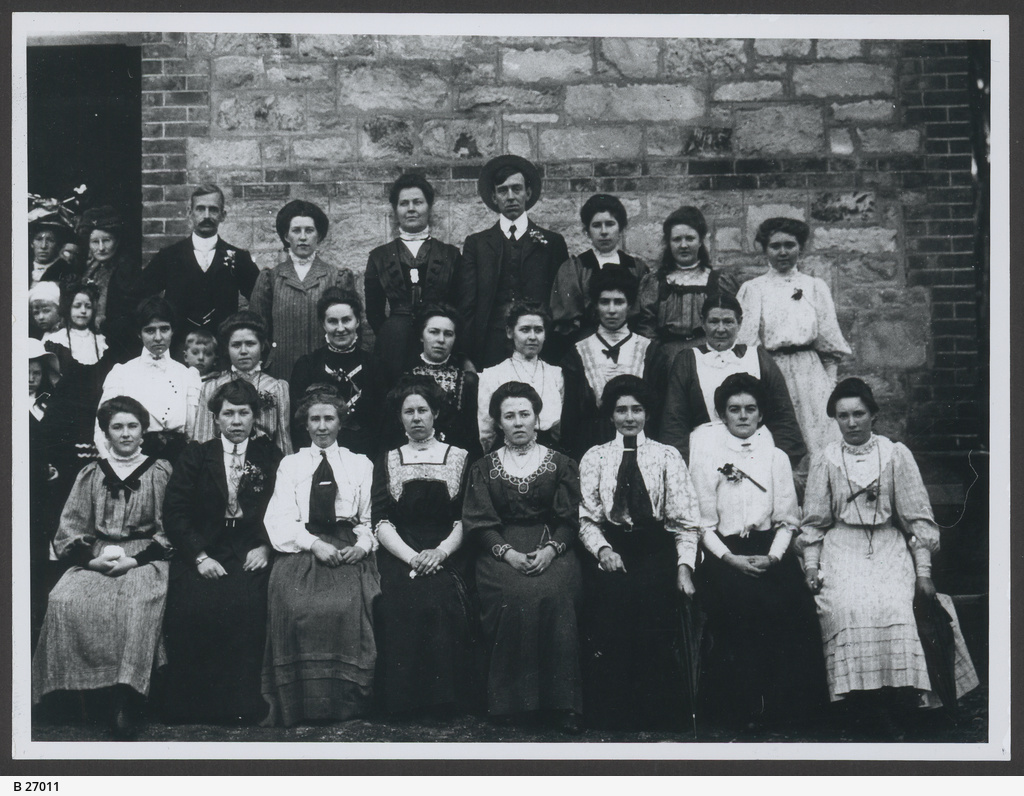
[140,183,259,336]
[458,155,569,368]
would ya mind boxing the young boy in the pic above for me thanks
[29,281,63,339]
[179,328,219,380]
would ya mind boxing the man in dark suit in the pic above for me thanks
[458,155,569,368]
[142,183,260,339]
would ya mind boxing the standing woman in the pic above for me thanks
[32,396,174,739]
[250,199,356,381]
[462,382,584,732]
[796,378,978,732]
[372,376,475,716]
[364,173,464,382]
[549,193,650,359]
[577,375,701,730]
[737,218,852,456]
[636,206,737,357]
[260,387,380,727]
[288,287,389,458]
[689,373,826,731]
[162,380,284,724]
[192,311,292,455]
[476,302,564,454]
[96,296,202,465]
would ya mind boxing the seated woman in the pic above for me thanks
[289,287,389,459]
[577,375,700,730]
[364,172,464,382]
[404,303,480,458]
[162,379,284,724]
[549,193,650,360]
[261,387,381,727]
[476,302,564,454]
[372,375,476,716]
[32,396,174,739]
[796,378,978,736]
[96,296,202,465]
[689,373,827,732]
[192,311,293,455]
[462,381,584,733]
[560,268,654,461]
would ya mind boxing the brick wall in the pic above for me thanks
[139,33,986,459]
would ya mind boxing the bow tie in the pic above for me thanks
[143,356,169,370]
[597,332,631,364]
[104,474,141,499]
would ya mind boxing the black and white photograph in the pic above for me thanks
[8,10,1012,771]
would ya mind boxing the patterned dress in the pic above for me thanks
[737,267,851,456]
[409,357,481,459]
[797,435,979,702]
[192,368,293,455]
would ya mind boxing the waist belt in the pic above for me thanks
[769,344,815,355]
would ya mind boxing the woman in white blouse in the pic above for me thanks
[737,218,851,457]
[477,301,564,453]
[95,296,201,464]
[260,387,381,727]
[690,373,826,732]
[577,374,700,730]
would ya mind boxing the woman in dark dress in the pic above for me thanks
[289,286,389,458]
[689,373,827,732]
[162,379,284,723]
[364,173,464,382]
[577,375,701,730]
[462,381,584,733]
[372,376,475,715]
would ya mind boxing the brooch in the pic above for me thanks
[792,288,803,300]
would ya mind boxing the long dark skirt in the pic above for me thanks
[376,538,476,714]
[581,521,688,730]
[261,524,381,727]
[697,531,827,728]
[475,522,583,716]
[162,556,270,723]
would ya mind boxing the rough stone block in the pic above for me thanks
[838,255,900,283]
[712,81,784,102]
[266,61,332,87]
[565,84,704,123]
[187,139,261,169]
[715,227,744,252]
[456,85,560,112]
[746,204,806,250]
[450,62,497,86]
[793,63,895,97]
[306,92,342,132]
[831,100,895,122]
[447,202,503,249]
[854,310,929,368]
[377,35,493,60]
[858,127,921,153]
[420,117,497,160]
[816,40,863,60]
[598,38,661,79]
[811,191,877,223]
[813,226,897,252]
[501,47,592,84]
[261,138,288,164]
[213,56,265,89]
[830,129,855,155]
[214,94,306,133]
[754,39,812,58]
[539,126,642,160]
[337,65,449,112]
[292,136,356,164]
[647,127,683,157]
[504,113,559,124]
[361,116,417,160]
[665,39,746,78]
[506,130,534,159]
[753,61,788,77]
[734,105,823,154]
[201,33,293,55]
[296,35,375,58]
[683,128,733,156]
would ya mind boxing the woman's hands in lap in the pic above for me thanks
[198,557,228,579]
[502,549,533,574]
[243,544,272,572]
[598,547,626,573]
[410,548,447,576]
[312,539,368,567]
[88,550,138,577]
[725,553,769,578]
[524,546,556,576]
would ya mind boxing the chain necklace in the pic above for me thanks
[840,441,881,556]
[509,355,545,396]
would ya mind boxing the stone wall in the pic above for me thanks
[139,33,984,457]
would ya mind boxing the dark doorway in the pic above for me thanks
[27,44,142,261]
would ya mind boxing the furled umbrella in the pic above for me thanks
[912,590,960,725]
[679,591,705,739]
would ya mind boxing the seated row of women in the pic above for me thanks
[31,368,978,739]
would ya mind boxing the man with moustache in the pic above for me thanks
[458,155,569,368]
[141,183,259,336]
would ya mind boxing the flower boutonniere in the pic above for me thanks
[223,249,237,274]
[718,463,767,492]
[239,461,267,494]
[528,228,548,246]
[792,288,803,300]
[258,390,277,411]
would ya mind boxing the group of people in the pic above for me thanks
[27,153,978,740]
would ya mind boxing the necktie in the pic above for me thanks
[308,449,338,527]
[227,444,244,516]
[508,224,517,241]
[596,332,632,364]
[609,436,655,527]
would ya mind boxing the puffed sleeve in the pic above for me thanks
[133,460,175,563]
[370,452,392,530]
[658,349,698,461]
[735,277,762,348]
[94,364,126,455]
[577,445,612,559]
[350,454,376,553]
[891,442,940,576]
[271,378,293,455]
[688,449,732,560]
[461,457,507,556]
[191,378,219,443]
[810,276,852,361]
[183,366,203,437]
[795,452,834,569]
[662,445,701,569]
[52,464,99,563]
[549,256,584,338]
[476,368,498,453]
[363,253,387,334]
[635,271,661,339]
[249,268,274,343]
[767,448,800,561]
[263,455,320,554]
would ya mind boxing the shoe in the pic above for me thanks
[111,705,139,741]
[558,711,583,735]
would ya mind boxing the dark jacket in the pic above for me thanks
[162,436,283,575]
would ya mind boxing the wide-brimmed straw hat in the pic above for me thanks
[477,155,542,213]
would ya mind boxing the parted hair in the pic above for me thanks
[387,374,445,419]
[294,385,350,426]
[580,193,628,230]
[588,267,639,306]
[218,310,268,361]
[414,302,460,339]
[505,300,551,331]
[713,372,768,420]
[755,217,811,250]
[826,377,879,418]
[134,295,177,331]
[190,183,225,208]
[316,286,364,323]
[97,395,151,432]
[389,172,435,208]
[660,205,711,273]
[208,378,260,415]
[700,292,743,322]
[275,199,329,246]
[600,374,652,420]
[489,381,543,424]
